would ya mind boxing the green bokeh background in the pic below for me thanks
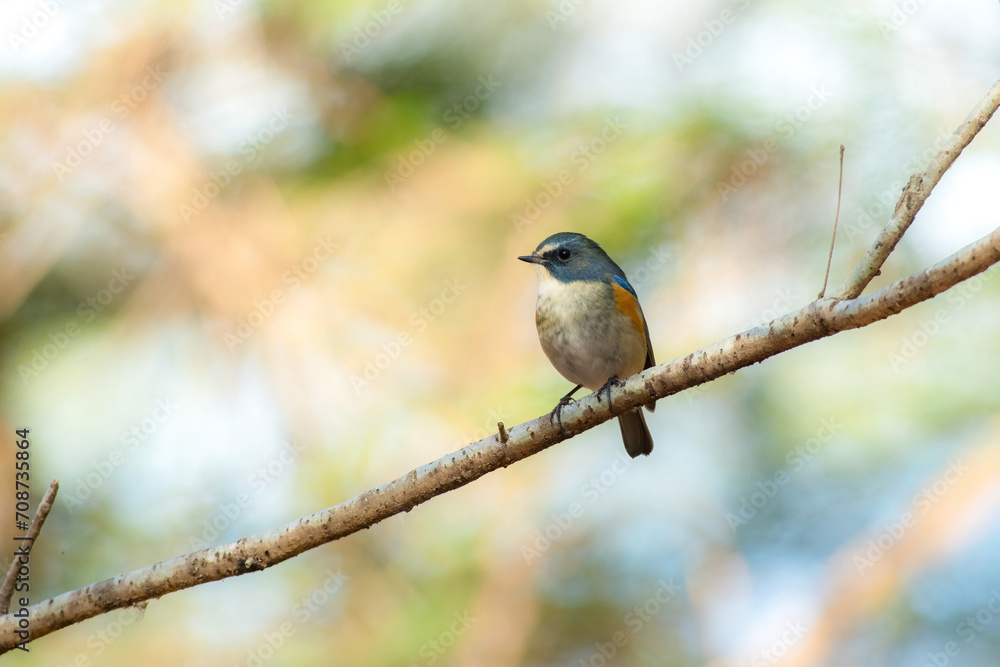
[2,0,1000,665]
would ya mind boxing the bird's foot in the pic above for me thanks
[597,375,623,411]
[548,395,576,436]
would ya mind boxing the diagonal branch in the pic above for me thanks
[835,78,1000,299]
[4,230,998,654]
[0,481,59,614]
[2,79,999,653]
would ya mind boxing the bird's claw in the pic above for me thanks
[549,395,575,436]
[597,375,623,410]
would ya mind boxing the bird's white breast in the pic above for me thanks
[532,267,646,391]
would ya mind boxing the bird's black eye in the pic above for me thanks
[557,248,571,261]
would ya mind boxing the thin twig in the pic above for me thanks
[0,480,59,614]
[835,78,1000,299]
[497,422,509,444]
[819,145,846,298]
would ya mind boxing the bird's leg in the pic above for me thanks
[549,385,583,436]
[597,375,623,412]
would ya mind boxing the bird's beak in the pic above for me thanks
[518,254,544,265]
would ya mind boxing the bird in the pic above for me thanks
[519,232,656,457]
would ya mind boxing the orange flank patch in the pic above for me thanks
[611,281,644,338]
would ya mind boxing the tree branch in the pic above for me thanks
[0,480,58,614]
[3,78,999,653]
[835,78,1000,299]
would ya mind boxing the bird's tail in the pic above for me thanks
[618,408,653,458]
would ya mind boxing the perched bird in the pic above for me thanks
[519,232,656,457]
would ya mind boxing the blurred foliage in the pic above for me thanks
[1,0,1000,665]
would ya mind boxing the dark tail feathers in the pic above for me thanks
[618,408,653,458]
